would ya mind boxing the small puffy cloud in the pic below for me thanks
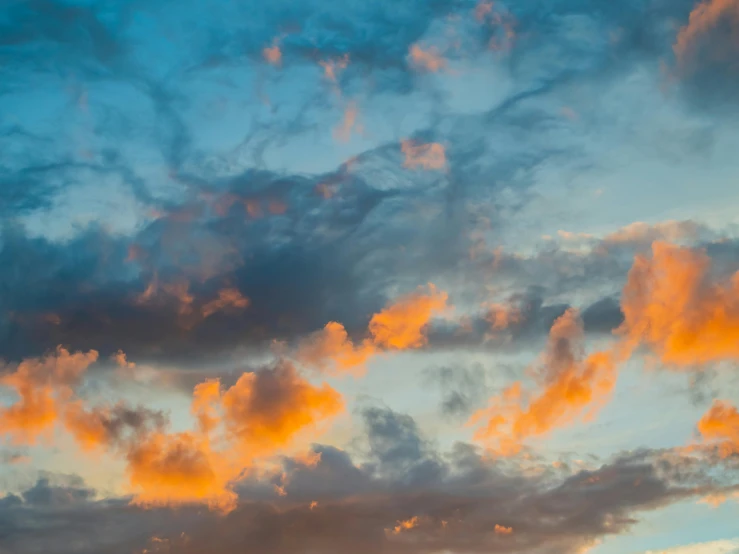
[221,362,344,456]
[126,430,239,513]
[295,321,376,375]
[368,283,449,350]
[408,44,446,72]
[201,288,250,319]
[618,241,739,368]
[673,0,739,75]
[296,284,448,374]
[469,309,618,454]
[401,140,447,171]
[697,400,739,458]
[390,515,419,535]
[0,347,99,444]
[263,38,282,66]
[319,54,350,83]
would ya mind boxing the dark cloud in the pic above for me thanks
[3,0,726,367]
[20,475,95,507]
[581,296,623,334]
[1,409,736,554]
[424,363,491,418]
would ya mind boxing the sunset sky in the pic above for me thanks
[1,0,739,553]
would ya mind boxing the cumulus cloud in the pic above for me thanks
[468,309,618,454]
[400,140,447,171]
[408,44,446,72]
[0,347,99,444]
[468,240,739,452]
[295,284,448,374]
[3,0,739,549]
[618,241,739,368]
[673,0,739,75]
[1,408,737,554]
[220,362,344,456]
[697,400,739,458]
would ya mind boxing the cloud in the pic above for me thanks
[367,284,449,350]
[408,44,446,72]
[296,284,448,374]
[465,238,739,453]
[220,361,344,456]
[333,101,362,143]
[20,474,96,507]
[320,54,350,83]
[468,309,618,454]
[670,0,739,107]
[1,411,736,554]
[0,347,99,444]
[201,288,250,319]
[618,241,739,368]
[673,0,739,74]
[6,0,739,550]
[697,400,739,458]
[125,430,239,513]
[494,524,513,535]
[295,321,377,375]
[640,538,739,553]
[64,401,165,453]
[400,140,447,171]
[424,363,490,418]
[118,361,342,511]
[263,39,283,66]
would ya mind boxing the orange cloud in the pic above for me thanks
[600,220,702,249]
[263,39,282,66]
[191,379,222,436]
[368,284,449,350]
[315,182,337,199]
[296,321,376,375]
[0,345,345,513]
[485,302,522,331]
[136,274,159,305]
[126,244,145,263]
[470,240,739,454]
[296,284,449,374]
[319,54,350,82]
[700,491,739,507]
[113,350,135,369]
[494,524,513,535]
[392,516,420,534]
[0,347,99,444]
[673,0,739,74]
[474,1,494,21]
[333,101,362,143]
[268,199,288,215]
[162,281,194,316]
[122,364,343,512]
[63,401,164,453]
[618,241,739,367]
[221,362,343,457]
[401,140,447,170]
[697,400,739,458]
[201,288,250,318]
[468,310,618,454]
[488,11,517,51]
[409,44,446,72]
[126,430,239,513]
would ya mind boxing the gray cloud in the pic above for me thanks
[1,408,736,554]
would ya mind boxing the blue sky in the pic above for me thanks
[1,0,739,553]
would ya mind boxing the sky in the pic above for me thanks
[1,0,739,553]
